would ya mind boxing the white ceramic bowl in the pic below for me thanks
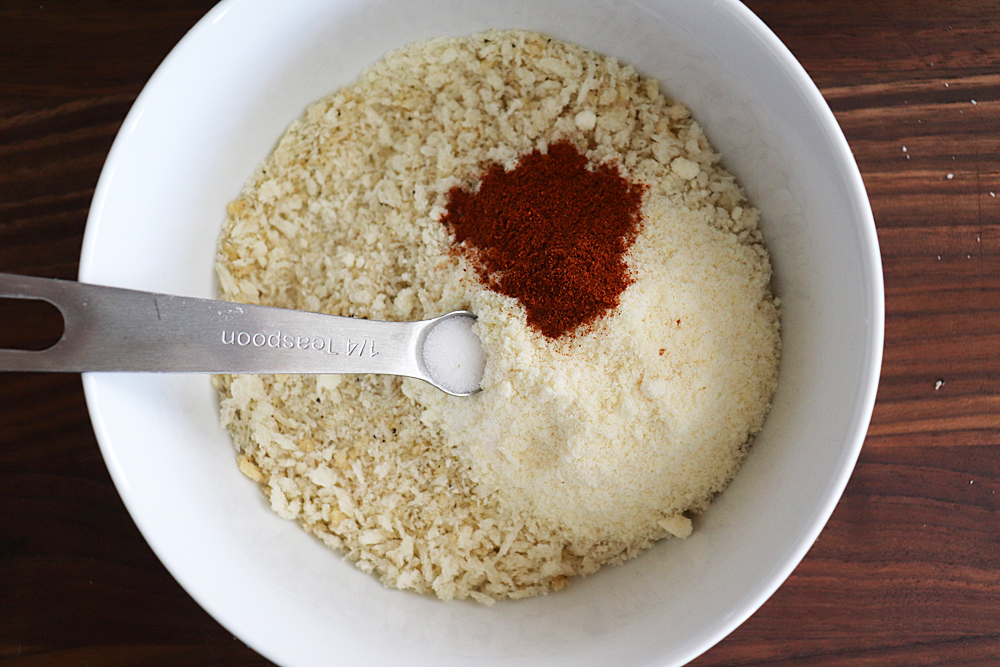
[79,1,884,665]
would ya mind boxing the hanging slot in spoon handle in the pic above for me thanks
[0,272,430,377]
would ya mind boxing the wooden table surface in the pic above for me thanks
[2,1,998,665]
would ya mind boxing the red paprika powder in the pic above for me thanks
[441,140,646,339]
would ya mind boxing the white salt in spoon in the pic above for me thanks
[0,272,485,396]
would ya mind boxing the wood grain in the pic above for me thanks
[1,1,998,665]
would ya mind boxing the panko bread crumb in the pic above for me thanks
[214,30,780,602]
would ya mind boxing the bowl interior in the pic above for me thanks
[80,1,883,666]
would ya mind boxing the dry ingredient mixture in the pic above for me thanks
[214,30,781,603]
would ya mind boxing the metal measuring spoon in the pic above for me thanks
[0,273,484,396]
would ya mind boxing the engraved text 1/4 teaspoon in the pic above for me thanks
[0,273,485,397]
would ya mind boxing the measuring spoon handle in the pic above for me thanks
[0,273,435,380]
